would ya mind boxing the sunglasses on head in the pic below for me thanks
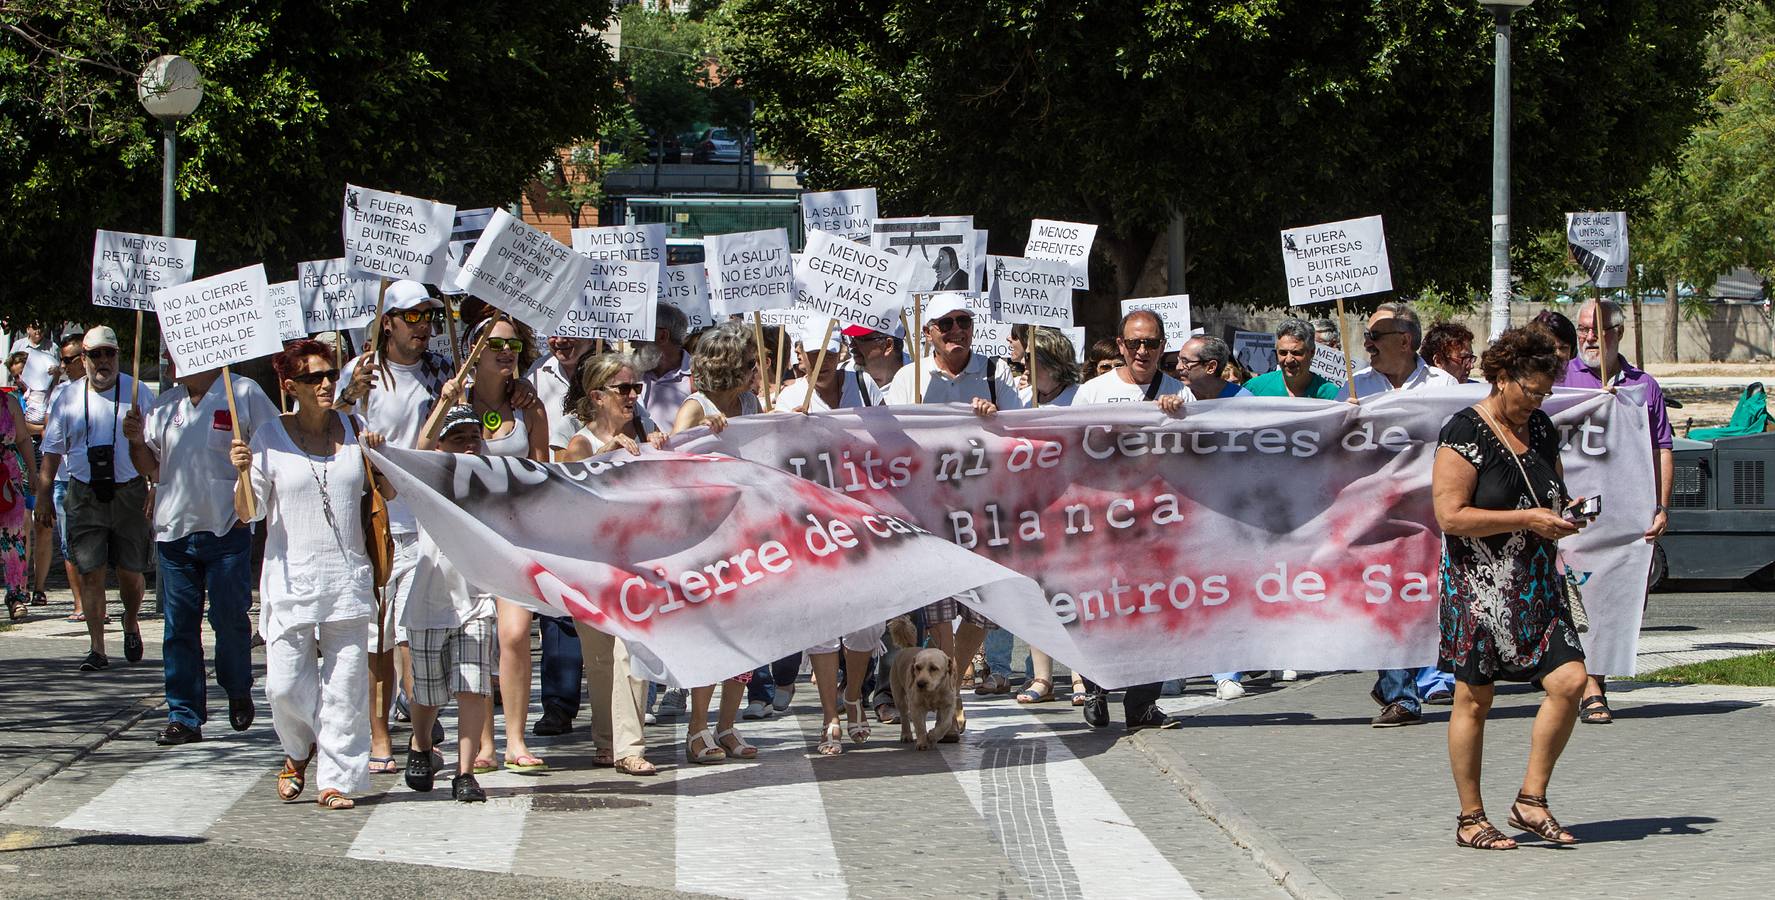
[289,368,340,386]
[931,315,973,333]
[1121,337,1164,352]
[84,348,118,359]
[484,337,525,353]
[393,309,442,326]
[603,382,644,397]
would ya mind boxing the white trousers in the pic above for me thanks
[266,617,371,795]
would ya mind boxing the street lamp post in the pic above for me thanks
[136,55,203,386]
[1485,0,1532,342]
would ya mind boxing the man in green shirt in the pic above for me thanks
[1244,318,1341,399]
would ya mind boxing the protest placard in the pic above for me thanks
[1120,295,1192,352]
[19,349,53,393]
[453,208,589,335]
[987,256,1074,327]
[558,259,659,342]
[440,207,498,293]
[571,223,669,263]
[1232,330,1277,376]
[1061,326,1088,364]
[341,184,454,283]
[662,262,717,331]
[799,188,877,242]
[1280,215,1392,306]
[1310,344,1349,387]
[267,280,306,341]
[1566,211,1629,289]
[872,215,976,293]
[797,230,920,334]
[90,229,197,311]
[296,258,379,334]
[972,229,989,289]
[1024,219,1097,290]
[154,264,282,376]
[704,228,794,316]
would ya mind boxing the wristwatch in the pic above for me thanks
[1652,504,1667,515]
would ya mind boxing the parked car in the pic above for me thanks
[1657,431,1775,588]
[641,129,682,164]
[692,128,745,164]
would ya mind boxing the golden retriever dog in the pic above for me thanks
[887,616,958,750]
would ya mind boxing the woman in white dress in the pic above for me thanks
[230,339,391,810]
[668,323,762,764]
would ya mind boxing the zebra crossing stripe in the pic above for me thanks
[55,736,265,838]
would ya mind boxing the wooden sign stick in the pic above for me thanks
[1335,297,1360,403]
[802,318,838,416]
[222,365,255,519]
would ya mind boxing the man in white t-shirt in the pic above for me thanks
[125,357,280,745]
[335,280,455,768]
[1338,302,1457,727]
[528,336,593,451]
[1073,309,1193,412]
[34,327,155,672]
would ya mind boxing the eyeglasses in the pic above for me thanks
[603,382,644,396]
[60,354,80,364]
[1513,381,1554,402]
[1121,337,1164,352]
[84,348,118,360]
[393,309,442,326]
[289,368,341,386]
[931,315,973,333]
[1174,355,1206,369]
[484,337,526,353]
[1575,325,1621,337]
[1451,352,1477,364]
[1364,328,1408,341]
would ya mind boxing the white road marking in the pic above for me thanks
[56,737,264,838]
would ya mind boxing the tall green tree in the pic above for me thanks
[723,0,1720,325]
[621,5,712,185]
[1,0,622,324]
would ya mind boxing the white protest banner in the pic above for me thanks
[341,184,455,283]
[1311,344,1349,387]
[440,207,498,294]
[987,256,1075,328]
[20,349,54,393]
[1024,219,1097,290]
[1566,211,1629,289]
[872,215,977,293]
[796,229,920,334]
[154,264,282,376]
[1280,215,1392,306]
[662,263,717,332]
[90,229,197,311]
[703,228,795,316]
[453,208,590,335]
[571,223,669,263]
[296,258,379,334]
[267,280,307,341]
[799,188,877,242]
[1232,330,1277,376]
[559,259,659,342]
[1120,295,1192,352]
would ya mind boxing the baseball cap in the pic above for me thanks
[796,316,845,355]
[438,404,480,437]
[384,279,440,312]
[919,291,973,324]
[842,321,906,340]
[82,326,120,351]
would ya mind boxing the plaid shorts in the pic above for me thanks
[408,616,496,707]
[923,595,995,630]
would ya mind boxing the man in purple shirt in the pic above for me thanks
[1563,298,1673,724]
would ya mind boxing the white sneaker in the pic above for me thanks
[656,688,688,718]
[1215,679,1246,701]
[742,700,774,720]
[771,683,795,712]
[1275,669,1299,682]
[644,711,658,726]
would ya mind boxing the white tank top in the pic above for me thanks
[481,408,529,458]
[689,391,761,418]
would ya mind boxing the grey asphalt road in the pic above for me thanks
[1644,588,1775,633]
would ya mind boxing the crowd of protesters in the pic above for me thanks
[0,292,1665,849]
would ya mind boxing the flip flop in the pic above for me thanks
[368,755,400,774]
[66,612,86,623]
[504,754,549,772]
[472,757,499,774]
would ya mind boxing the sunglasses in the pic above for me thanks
[484,337,525,353]
[393,309,443,326]
[931,315,974,333]
[289,368,341,386]
[84,348,118,359]
[1121,337,1164,352]
[603,382,644,397]
[61,354,80,364]
[1364,328,1408,341]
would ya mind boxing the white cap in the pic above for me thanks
[82,325,120,351]
[919,291,972,325]
[383,279,439,312]
[796,316,845,355]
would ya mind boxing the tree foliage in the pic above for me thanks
[1,0,622,324]
[723,0,1721,321]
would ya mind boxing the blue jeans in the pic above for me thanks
[1213,672,1242,683]
[983,628,1013,678]
[1416,666,1454,699]
[159,527,255,729]
[538,615,583,718]
[747,665,774,703]
[1374,668,1421,715]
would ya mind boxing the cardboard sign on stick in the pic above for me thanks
[341,184,454,282]
[558,259,659,342]
[154,264,282,376]
[704,228,795,316]
[91,229,197,311]
[871,216,977,293]
[453,208,590,334]
[797,230,920,334]
[1566,212,1629,289]
[987,256,1075,327]
[571,223,669,263]
[1120,295,1193,352]
[267,280,307,340]
[296,258,379,335]
[662,263,717,332]
[800,188,877,242]
[1023,219,1097,290]
[1280,215,1392,306]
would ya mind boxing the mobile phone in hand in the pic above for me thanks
[1562,495,1601,523]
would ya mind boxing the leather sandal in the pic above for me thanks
[686,728,726,764]
[1509,792,1578,844]
[1455,810,1516,850]
[1579,694,1614,724]
[717,726,759,759]
[845,700,870,744]
[614,755,658,776]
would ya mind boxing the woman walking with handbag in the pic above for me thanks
[231,339,392,810]
[1431,326,1591,850]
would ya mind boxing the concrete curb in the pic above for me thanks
[0,694,164,812]
[1129,731,1343,900]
